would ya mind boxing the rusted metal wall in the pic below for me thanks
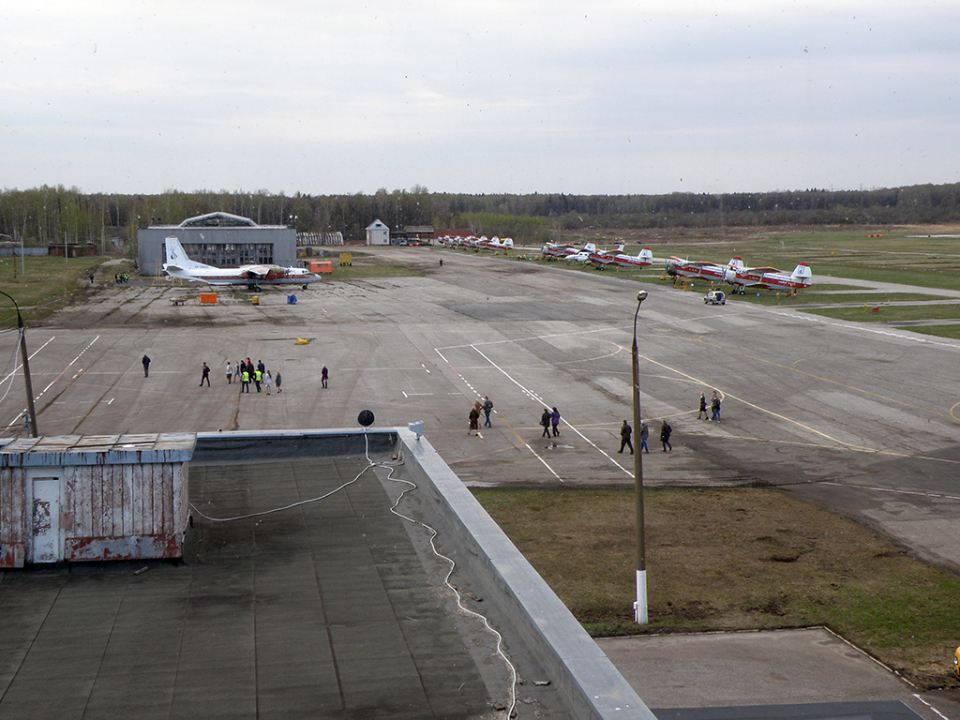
[62,462,188,562]
[0,467,26,567]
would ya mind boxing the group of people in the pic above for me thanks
[114,273,130,284]
[225,358,280,395]
[463,388,721,453]
[619,418,671,454]
[540,407,561,437]
[698,391,722,422]
[468,396,495,435]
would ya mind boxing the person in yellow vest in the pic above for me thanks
[254,367,263,393]
[241,367,251,393]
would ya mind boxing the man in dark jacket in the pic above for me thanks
[660,420,672,452]
[618,420,633,454]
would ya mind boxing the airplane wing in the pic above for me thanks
[239,265,276,279]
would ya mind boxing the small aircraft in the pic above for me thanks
[477,236,514,252]
[726,263,812,294]
[611,247,654,269]
[540,242,579,259]
[665,256,742,283]
[564,243,600,263]
[162,236,321,290]
[583,243,627,268]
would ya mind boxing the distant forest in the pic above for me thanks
[2,182,960,249]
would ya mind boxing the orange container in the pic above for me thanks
[309,261,333,274]
[199,292,218,304]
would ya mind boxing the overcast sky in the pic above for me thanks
[3,1,958,196]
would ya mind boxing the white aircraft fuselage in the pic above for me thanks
[162,236,321,289]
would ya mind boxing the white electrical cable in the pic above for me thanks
[188,432,519,716]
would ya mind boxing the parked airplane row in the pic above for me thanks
[162,236,321,290]
[438,235,514,251]
[540,240,812,292]
[540,241,655,269]
[665,255,812,293]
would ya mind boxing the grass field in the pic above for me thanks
[0,255,119,326]
[473,486,960,689]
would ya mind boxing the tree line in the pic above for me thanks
[1,183,959,249]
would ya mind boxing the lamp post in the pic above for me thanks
[0,290,38,437]
[632,289,648,624]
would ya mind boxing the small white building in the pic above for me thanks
[366,219,390,246]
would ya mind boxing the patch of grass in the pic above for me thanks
[803,303,960,323]
[472,486,960,688]
[0,256,113,327]
[896,324,960,339]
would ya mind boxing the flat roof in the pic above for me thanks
[0,430,652,719]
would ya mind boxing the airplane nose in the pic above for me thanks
[665,261,677,276]
[723,268,737,284]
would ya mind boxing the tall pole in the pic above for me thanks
[632,289,648,624]
[0,290,39,437]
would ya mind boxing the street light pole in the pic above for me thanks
[632,289,648,624]
[0,290,39,437]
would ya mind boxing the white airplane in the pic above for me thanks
[162,236,321,290]
[564,243,599,263]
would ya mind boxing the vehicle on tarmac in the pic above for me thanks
[704,290,726,305]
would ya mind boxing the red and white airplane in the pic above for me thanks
[477,236,514,252]
[726,262,812,293]
[583,243,627,268]
[162,237,320,290]
[665,256,742,283]
[611,247,654,269]
[541,242,586,259]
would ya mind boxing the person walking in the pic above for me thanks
[482,396,493,427]
[275,371,282,393]
[540,408,551,437]
[551,407,560,437]
[710,391,721,422]
[660,420,673,452]
[241,366,250,393]
[618,420,634,454]
[226,362,233,385]
[142,354,151,377]
[264,370,273,395]
[698,392,707,419]
[468,405,480,435]
[254,367,263,393]
[639,421,650,453]
[200,362,210,387]
[321,365,329,389]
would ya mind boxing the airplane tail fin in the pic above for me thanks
[614,243,625,253]
[728,257,744,270]
[638,247,653,263]
[502,238,514,249]
[583,242,597,253]
[792,263,812,282]
[164,236,213,270]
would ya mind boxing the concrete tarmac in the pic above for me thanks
[3,246,960,718]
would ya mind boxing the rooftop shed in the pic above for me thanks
[0,433,195,567]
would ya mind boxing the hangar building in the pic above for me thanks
[137,212,297,277]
